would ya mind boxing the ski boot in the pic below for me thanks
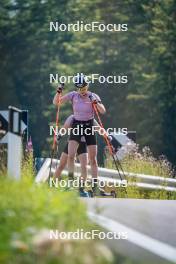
[79,187,90,197]
[90,179,117,198]
[79,178,90,197]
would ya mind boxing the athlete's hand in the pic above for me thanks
[89,95,98,104]
[93,99,98,104]
[107,135,113,142]
[57,83,64,94]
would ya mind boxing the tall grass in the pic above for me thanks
[0,154,115,264]
[106,145,174,177]
[0,144,7,175]
[105,145,176,200]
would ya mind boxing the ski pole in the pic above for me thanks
[53,103,60,150]
[49,103,60,181]
[91,101,125,181]
[49,83,64,181]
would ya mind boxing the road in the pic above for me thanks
[84,198,176,264]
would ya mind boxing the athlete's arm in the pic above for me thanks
[57,115,74,140]
[53,92,61,105]
[91,93,106,114]
[96,102,106,114]
[53,92,73,106]
[63,115,74,129]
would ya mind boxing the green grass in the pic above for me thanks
[114,181,176,200]
[0,154,145,264]
[105,146,176,200]
[1,151,175,264]
[106,146,173,177]
[0,154,115,264]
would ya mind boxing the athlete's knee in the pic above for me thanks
[68,154,75,161]
[89,157,97,166]
[81,164,87,171]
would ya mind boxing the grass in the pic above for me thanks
[0,171,147,264]
[106,145,174,177]
[105,146,176,200]
[0,154,115,264]
[1,149,175,263]
[114,181,176,200]
[1,154,141,264]
[0,144,7,173]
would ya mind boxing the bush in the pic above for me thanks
[122,146,173,177]
[0,170,113,264]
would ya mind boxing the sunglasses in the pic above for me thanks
[77,86,88,92]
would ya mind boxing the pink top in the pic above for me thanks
[61,91,101,121]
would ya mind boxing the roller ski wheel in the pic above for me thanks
[99,190,116,198]
[87,190,94,198]
[93,187,117,198]
[79,187,90,198]
[110,190,117,198]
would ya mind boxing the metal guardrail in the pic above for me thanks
[35,158,176,192]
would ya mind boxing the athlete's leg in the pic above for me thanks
[77,152,89,197]
[78,153,88,181]
[63,114,74,129]
[54,152,68,179]
[57,115,74,140]
[87,145,98,178]
[67,140,79,179]
[84,120,98,179]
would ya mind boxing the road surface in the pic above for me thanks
[85,198,176,263]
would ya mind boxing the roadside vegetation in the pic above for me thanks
[1,154,138,264]
[106,145,174,177]
[105,146,176,200]
[0,150,175,264]
[0,154,114,264]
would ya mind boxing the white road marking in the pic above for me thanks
[88,211,176,263]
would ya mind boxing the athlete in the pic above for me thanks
[55,138,89,197]
[53,74,106,195]
[54,113,112,197]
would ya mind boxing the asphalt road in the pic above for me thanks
[84,199,176,264]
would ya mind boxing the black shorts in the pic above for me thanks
[63,141,87,155]
[69,119,97,146]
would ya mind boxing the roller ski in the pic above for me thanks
[79,178,91,197]
[79,187,90,197]
[88,187,117,198]
[87,179,117,198]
